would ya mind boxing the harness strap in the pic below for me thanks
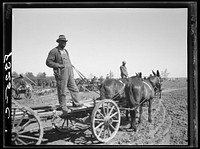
[143,81,152,90]
[72,65,100,92]
[119,80,125,85]
[111,80,125,100]
[120,96,148,111]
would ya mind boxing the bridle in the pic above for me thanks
[147,76,161,92]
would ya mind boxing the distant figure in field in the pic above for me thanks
[106,74,110,79]
[120,61,128,78]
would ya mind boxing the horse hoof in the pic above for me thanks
[129,126,137,132]
[133,128,137,132]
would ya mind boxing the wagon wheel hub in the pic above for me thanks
[104,116,113,128]
[11,128,19,141]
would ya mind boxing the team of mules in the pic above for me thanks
[100,70,162,132]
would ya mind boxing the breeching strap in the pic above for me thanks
[111,80,126,100]
[119,97,148,111]
[72,65,100,95]
[143,81,152,90]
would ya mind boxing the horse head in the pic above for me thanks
[150,70,162,98]
[135,72,142,78]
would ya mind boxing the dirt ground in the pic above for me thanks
[13,78,188,146]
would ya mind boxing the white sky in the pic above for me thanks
[12,8,187,78]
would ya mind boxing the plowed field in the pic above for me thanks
[13,78,188,145]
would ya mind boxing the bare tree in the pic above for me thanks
[88,73,94,80]
[109,70,114,78]
[37,72,46,78]
[161,69,170,79]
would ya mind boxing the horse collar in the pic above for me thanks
[143,81,152,90]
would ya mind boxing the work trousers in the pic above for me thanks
[56,50,80,107]
[56,66,80,107]
[121,74,128,79]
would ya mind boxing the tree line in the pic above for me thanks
[12,71,105,89]
[12,71,56,88]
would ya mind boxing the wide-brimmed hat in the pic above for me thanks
[56,35,68,42]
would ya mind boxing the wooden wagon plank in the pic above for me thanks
[13,99,102,119]
[29,98,97,110]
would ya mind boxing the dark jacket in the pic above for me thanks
[46,47,64,69]
[120,65,128,78]
[46,47,70,79]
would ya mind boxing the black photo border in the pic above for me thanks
[3,1,198,148]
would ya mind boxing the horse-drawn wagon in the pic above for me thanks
[11,70,162,145]
[11,97,121,145]
[12,77,32,99]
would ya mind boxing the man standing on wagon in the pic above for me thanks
[46,35,83,114]
[120,61,128,78]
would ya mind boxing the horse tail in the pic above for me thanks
[125,83,138,107]
[100,83,106,100]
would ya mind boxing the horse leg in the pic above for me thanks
[126,102,130,121]
[100,89,104,100]
[138,105,143,124]
[129,109,137,132]
[148,99,152,123]
[159,90,162,99]
[100,85,107,100]
[126,110,129,121]
[154,88,157,96]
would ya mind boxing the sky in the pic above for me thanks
[12,8,187,79]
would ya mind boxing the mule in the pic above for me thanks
[150,70,162,98]
[125,77,152,131]
[100,78,126,101]
[100,74,142,100]
[125,70,162,131]
[99,75,142,120]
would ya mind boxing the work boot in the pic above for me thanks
[72,102,84,107]
[71,92,84,107]
[61,106,71,114]
[58,95,71,113]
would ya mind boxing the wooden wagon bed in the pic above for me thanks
[11,98,121,145]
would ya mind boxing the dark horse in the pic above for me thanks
[125,70,162,131]
[151,70,162,98]
[100,70,162,132]
[99,74,143,123]
[100,74,141,101]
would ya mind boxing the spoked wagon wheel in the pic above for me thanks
[25,89,32,99]
[91,99,121,142]
[12,88,17,98]
[52,113,77,133]
[11,100,43,145]
[12,88,20,99]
